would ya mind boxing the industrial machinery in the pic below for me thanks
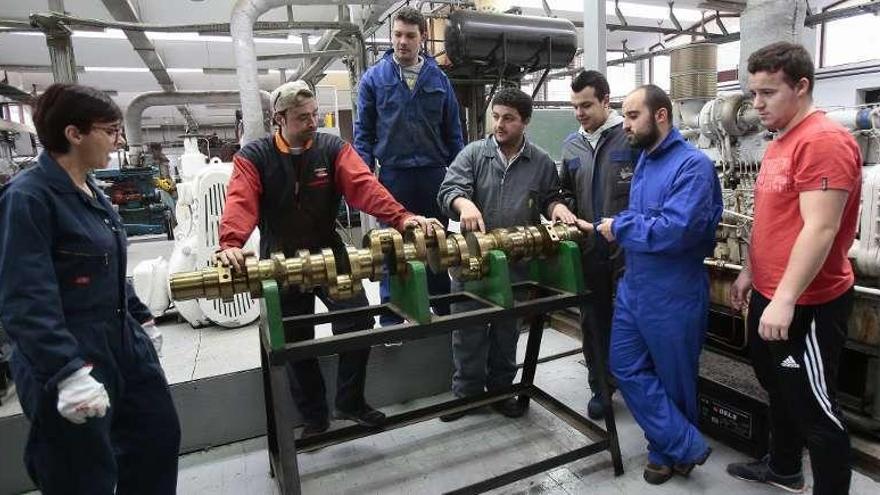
[93,166,171,236]
[0,119,37,186]
[132,135,261,328]
[427,8,578,141]
[665,43,880,449]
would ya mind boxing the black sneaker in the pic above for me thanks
[333,404,386,427]
[299,419,329,440]
[491,397,527,418]
[674,446,712,476]
[643,462,673,485]
[726,455,806,493]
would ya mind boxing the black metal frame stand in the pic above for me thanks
[260,282,623,494]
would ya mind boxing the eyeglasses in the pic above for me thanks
[92,124,123,140]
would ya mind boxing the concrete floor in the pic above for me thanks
[172,352,880,494]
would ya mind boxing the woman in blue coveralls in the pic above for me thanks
[0,84,180,494]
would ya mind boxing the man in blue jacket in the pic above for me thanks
[354,6,464,322]
[595,85,722,485]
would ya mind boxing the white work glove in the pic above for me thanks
[142,320,163,357]
[56,365,110,425]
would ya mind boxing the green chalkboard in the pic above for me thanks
[526,109,578,163]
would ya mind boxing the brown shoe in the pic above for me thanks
[644,462,673,485]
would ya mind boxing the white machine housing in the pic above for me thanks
[132,137,260,328]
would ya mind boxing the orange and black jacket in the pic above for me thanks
[220,131,413,258]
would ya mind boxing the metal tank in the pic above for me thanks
[444,10,577,74]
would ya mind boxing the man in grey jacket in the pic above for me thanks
[437,87,579,420]
[555,70,639,420]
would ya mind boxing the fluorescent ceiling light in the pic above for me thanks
[84,66,149,72]
[85,67,209,73]
[513,1,704,23]
[73,29,126,39]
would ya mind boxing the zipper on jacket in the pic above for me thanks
[291,154,304,208]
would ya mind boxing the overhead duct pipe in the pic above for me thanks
[738,0,810,90]
[287,28,342,82]
[287,1,394,97]
[124,90,271,165]
[230,0,378,144]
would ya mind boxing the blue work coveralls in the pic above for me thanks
[608,128,722,467]
[0,153,180,494]
[354,49,464,323]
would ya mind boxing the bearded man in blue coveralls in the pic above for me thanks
[354,6,464,323]
[594,85,722,485]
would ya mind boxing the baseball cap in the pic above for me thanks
[270,80,314,113]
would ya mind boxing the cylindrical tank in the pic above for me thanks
[444,11,577,71]
[670,43,718,100]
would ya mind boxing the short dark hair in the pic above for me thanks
[571,70,610,101]
[747,41,814,94]
[33,83,122,154]
[393,6,427,35]
[636,84,673,121]
[491,87,533,122]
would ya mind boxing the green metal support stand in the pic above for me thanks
[528,240,586,294]
[464,250,515,308]
[390,260,432,325]
[260,280,285,351]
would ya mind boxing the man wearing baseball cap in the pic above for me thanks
[217,80,436,437]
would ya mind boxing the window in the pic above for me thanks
[652,55,670,91]
[606,63,636,97]
[717,41,740,72]
[821,0,880,67]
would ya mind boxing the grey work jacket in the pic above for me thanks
[438,135,566,231]
[560,123,638,268]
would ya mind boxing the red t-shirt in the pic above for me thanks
[751,111,862,305]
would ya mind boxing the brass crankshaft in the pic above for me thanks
[169,222,583,302]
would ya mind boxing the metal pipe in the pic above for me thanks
[804,1,880,25]
[30,14,77,83]
[604,0,875,68]
[18,12,358,34]
[257,49,348,62]
[723,209,753,221]
[124,90,270,164]
[704,259,880,298]
[287,2,391,97]
[230,0,377,143]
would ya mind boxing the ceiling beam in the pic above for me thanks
[16,12,359,35]
[98,0,196,128]
[257,49,348,62]
[605,0,880,67]
[0,64,281,76]
[804,1,880,25]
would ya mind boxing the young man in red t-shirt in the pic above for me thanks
[726,43,862,494]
